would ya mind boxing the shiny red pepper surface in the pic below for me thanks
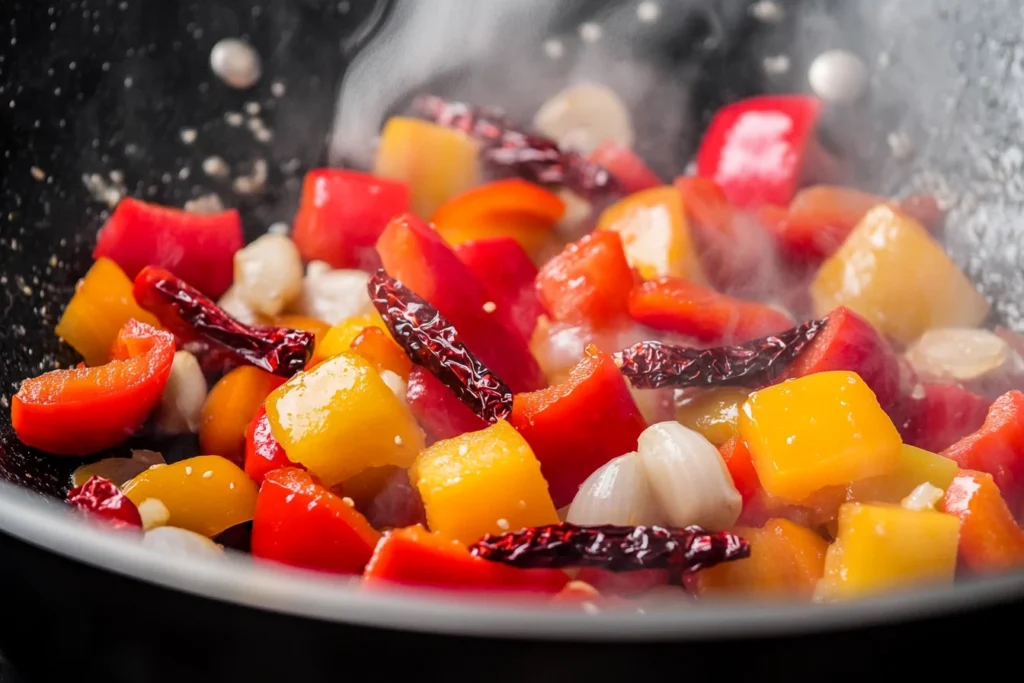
[243,406,299,484]
[68,475,143,529]
[93,197,243,299]
[251,468,380,575]
[454,237,546,340]
[589,141,662,195]
[894,383,989,454]
[943,391,1024,504]
[405,367,488,445]
[696,95,822,209]
[510,345,648,508]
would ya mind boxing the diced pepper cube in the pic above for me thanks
[848,445,958,504]
[739,371,902,503]
[596,186,705,282]
[815,502,960,600]
[373,117,481,218]
[266,352,424,487]
[409,420,559,544]
[55,257,162,366]
[696,518,828,598]
[810,206,990,345]
[893,382,989,454]
[943,469,1024,572]
[943,391,1024,505]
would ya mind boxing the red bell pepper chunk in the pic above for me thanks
[535,231,636,331]
[405,367,488,445]
[362,524,568,594]
[292,169,410,271]
[243,405,299,484]
[628,276,793,345]
[588,141,662,194]
[67,475,143,530]
[893,383,989,454]
[251,468,381,575]
[718,435,761,505]
[942,469,1024,572]
[376,213,545,392]
[510,345,647,508]
[454,237,545,340]
[93,198,243,299]
[943,391,1024,504]
[12,319,174,455]
[779,306,900,409]
[696,95,823,209]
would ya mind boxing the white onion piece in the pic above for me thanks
[567,452,664,526]
[379,369,407,402]
[217,284,262,325]
[637,422,742,530]
[534,83,634,155]
[142,526,224,558]
[901,482,944,511]
[154,351,208,435]
[234,234,304,317]
[137,498,171,531]
[295,261,371,324]
[72,449,166,488]
[905,328,1010,382]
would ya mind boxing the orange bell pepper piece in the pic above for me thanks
[535,231,636,331]
[628,276,793,344]
[431,179,565,257]
[198,366,286,466]
[943,391,1024,505]
[12,319,174,455]
[943,469,1024,572]
[349,326,413,379]
[55,258,161,366]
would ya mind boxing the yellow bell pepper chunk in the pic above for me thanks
[739,371,902,504]
[314,312,390,364]
[266,352,424,487]
[596,186,705,282]
[815,502,959,600]
[409,420,559,545]
[811,205,989,345]
[55,257,161,366]
[373,116,481,218]
[848,445,958,504]
[122,455,257,538]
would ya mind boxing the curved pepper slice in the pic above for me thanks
[291,169,410,271]
[431,179,565,257]
[251,468,381,575]
[942,469,1024,572]
[588,141,662,195]
[362,524,568,594]
[454,237,545,340]
[376,213,545,392]
[510,345,647,507]
[628,276,793,344]
[93,197,243,298]
[943,391,1024,504]
[244,406,298,485]
[12,319,174,455]
[695,95,823,208]
[535,231,636,331]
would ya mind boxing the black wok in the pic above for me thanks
[1,0,1023,680]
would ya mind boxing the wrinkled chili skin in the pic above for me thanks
[413,95,622,203]
[134,267,313,378]
[67,475,143,530]
[615,318,826,390]
[470,523,750,573]
[368,269,513,423]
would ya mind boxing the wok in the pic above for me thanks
[1,0,1023,680]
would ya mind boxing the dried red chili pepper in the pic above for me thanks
[67,475,143,530]
[368,269,513,423]
[412,94,622,203]
[469,523,750,574]
[133,266,313,378]
[614,318,826,390]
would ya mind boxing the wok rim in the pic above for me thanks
[1,478,1021,640]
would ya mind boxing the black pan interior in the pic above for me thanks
[1,0,1023,499]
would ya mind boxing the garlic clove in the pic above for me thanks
[905,328,1011,382]
[534,82,634,156]
[137,498,171,531]
[637,421,742,530]
[294,261,371,325]
[566,452,664,527]
[217,284,263,325]
[142,526,224,558]
[153,351,208,435]
[233,233,305,317]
